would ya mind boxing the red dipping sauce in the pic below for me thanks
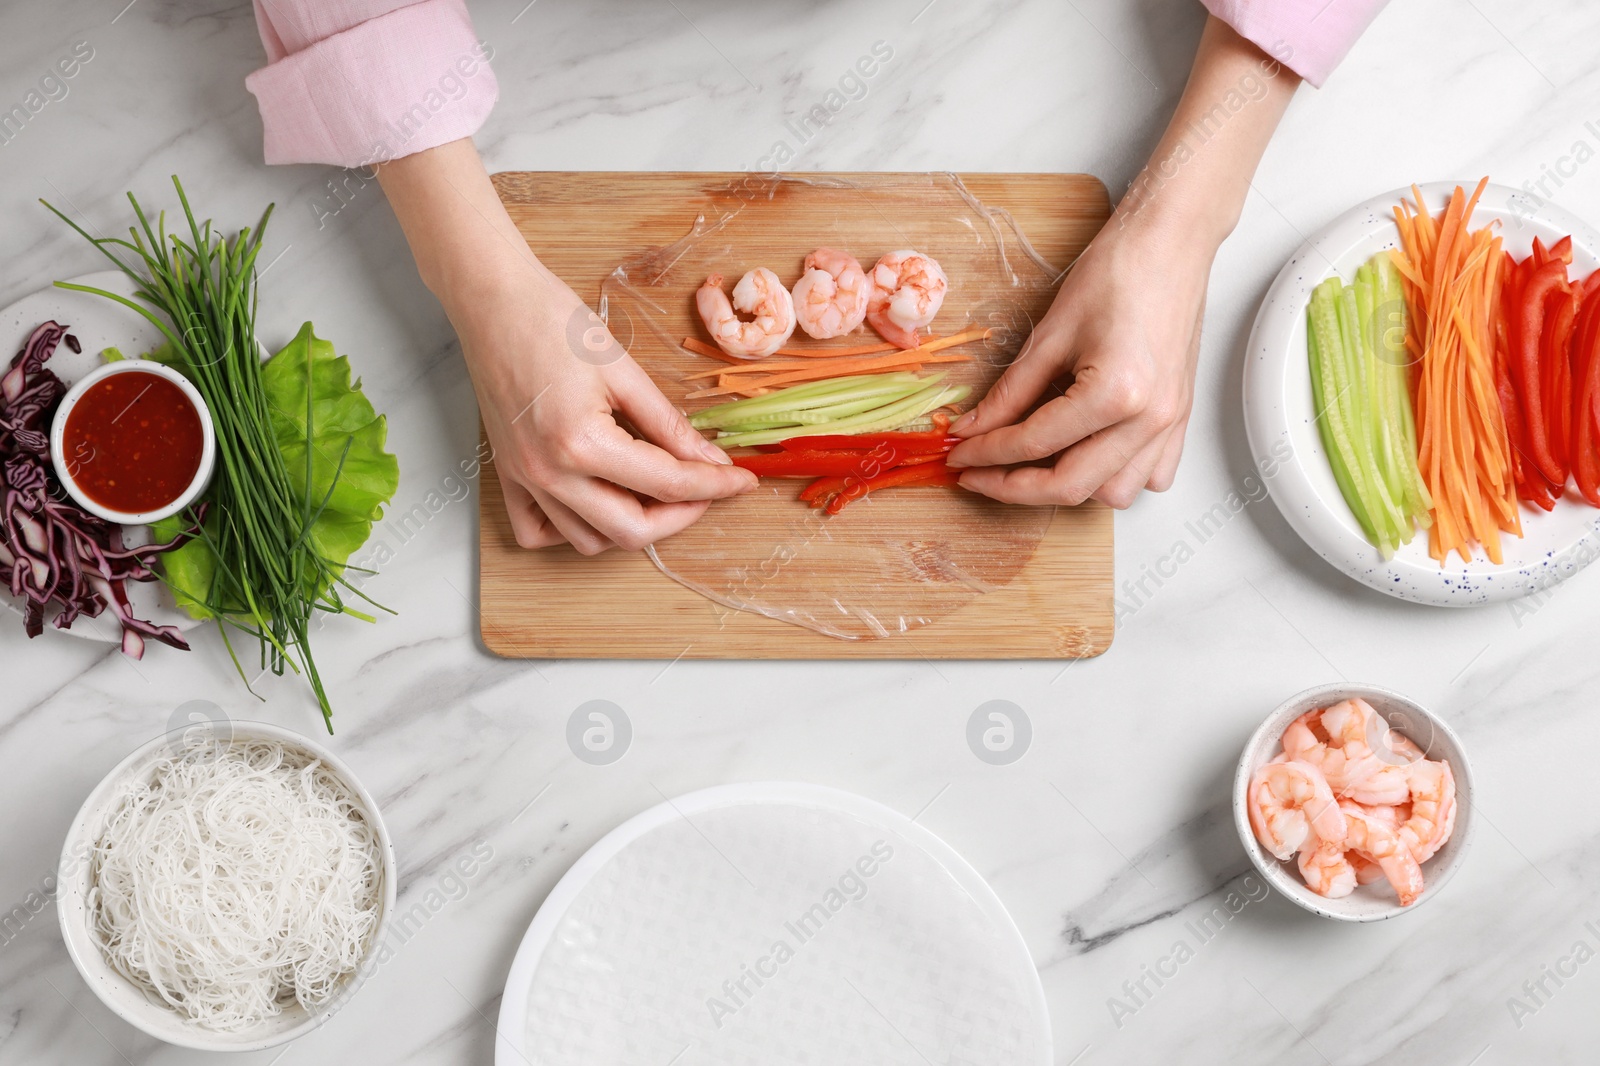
[62,369,204,515]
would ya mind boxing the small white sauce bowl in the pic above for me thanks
[57,721,397,1052]
[49,359,215,526]
[1232,682,1475,922]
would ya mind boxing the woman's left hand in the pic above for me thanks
[945,218,1213,509]
[945,14,1298,509]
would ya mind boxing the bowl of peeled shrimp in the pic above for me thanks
[1233,683,1474,922]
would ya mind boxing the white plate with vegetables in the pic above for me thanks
[1244,181,1600,606]
[0,270,201,645]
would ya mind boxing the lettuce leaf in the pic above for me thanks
[154,323,399,617]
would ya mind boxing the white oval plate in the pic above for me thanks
[1,271,201,640]
[496,782,1051,1066]
[1244,182,1600,606]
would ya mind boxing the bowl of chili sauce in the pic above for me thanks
[50,360,214,525]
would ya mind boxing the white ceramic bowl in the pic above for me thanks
[57,721,397,1052]
[1233,683,1474,922]
[49,358,215,525]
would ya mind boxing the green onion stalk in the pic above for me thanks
[43,177,382,731]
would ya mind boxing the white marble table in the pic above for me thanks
[2,0,1597,1062]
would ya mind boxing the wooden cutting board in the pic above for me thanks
[480,172,1112,659]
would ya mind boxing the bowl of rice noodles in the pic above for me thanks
[57,719,396,1051]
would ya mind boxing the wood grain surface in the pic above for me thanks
[480,172,1113,659]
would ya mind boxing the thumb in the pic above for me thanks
[610,357,738,467]
[950,324,1070,438]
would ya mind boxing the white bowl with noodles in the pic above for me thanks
[1242,181,1600,606]
[56,720,397,1052]
[1232,683,1474,922]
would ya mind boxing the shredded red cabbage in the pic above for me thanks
[0,321,194,658]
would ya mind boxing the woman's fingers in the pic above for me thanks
[947,367,1134,470]
[589,429,759,504]
[957,419,1153,506]
[1146,411,1191,491]
[1091,431,1170,509]
[529,484,616,555]
[604,359,759,501]
[501,479,568,549]
[608,357,713,460]
[545,474,714,553]
[948,325,1068,440]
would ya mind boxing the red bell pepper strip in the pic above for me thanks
[733,450,902,477]
[799,452,937,507]
[1573,289,1600,505]
[775,432,958,453]
[1499,299,1548,508]
[1543,284,1578,476]
[825,461,958,514]
[1495,253,1559,508]
[1517,260,1573,486]
[800,475,847,504]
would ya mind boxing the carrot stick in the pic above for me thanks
[680,327,991,380]
[1394,181,1519,564]
[681,337,749,363]
[683,352,971,398]
[773,341,899,358]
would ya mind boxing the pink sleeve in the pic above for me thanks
[1200,0,1388,88]
[244,0,497,168]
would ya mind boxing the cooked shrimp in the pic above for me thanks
[1350,853,1385,886]
[1298,837,1357,898]
[1396,759,1456,863]
[1248,760,1346,861]
[1383,730,1425,764]
[1281,710,1363,791]
[696,269,797,358]
[1343,765,1412,806]
[1284,700,1401,796]
[792,248,870,340]
[1347,801,1405,828]
[1339,799,1425,906]
[866,250,948,349]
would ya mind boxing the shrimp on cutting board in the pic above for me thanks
[1247,760,1346,861]
[866,250,948,349]
[696,268,797,358]
[792,248,870,340]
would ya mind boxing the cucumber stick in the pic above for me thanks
[1311,280,1384,546]
[1309,305,1377,544]
[1307,253,1431,556]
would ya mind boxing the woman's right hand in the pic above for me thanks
[456,274,758,554]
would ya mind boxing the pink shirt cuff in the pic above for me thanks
[245,0,497,168]
[1200,0,1388,88]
